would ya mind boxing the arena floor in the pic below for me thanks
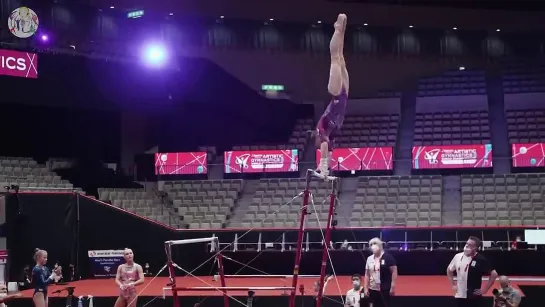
[17,275,544,298]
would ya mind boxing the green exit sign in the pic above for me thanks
[262,84,284,91]
[127,10,144,19]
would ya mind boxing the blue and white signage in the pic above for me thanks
[88,250,124,277]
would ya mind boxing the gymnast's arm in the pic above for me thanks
[132,264,145,287]
[0,293,22,303]
[115,265,124,289]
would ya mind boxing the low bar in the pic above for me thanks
[217,274,319,279]
[174,286,296,291]
[166,237,218,246]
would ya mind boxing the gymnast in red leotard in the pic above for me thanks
[314,13,349,178]
[114,248,144,307]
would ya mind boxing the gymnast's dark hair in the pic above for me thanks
[352,274,362,280]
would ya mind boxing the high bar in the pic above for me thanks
[215,274,319,279]
[307,169,337,181]
[165,237,218,246]
[173,286,296,291]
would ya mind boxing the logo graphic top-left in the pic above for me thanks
[8,7,39,39]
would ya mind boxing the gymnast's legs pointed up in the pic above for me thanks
[315,13,349,177]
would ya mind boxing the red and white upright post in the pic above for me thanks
[316,178,339,307]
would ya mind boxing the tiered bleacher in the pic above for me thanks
[414,111,490,145]
[417,70,487,96]
[232,178,333,228]
[461,174,545,226]
[335,114,399,147]
[502,66,545,93]
[164,179,243,229]
[506,109,545,143]
[351,176,442,227]
[0,156,76,191]
[98,188,179,227]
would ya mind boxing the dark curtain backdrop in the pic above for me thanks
[5,193,76,279]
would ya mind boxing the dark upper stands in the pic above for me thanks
[414,111,490,145]
[417,70,487,97]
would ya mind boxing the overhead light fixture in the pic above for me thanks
[220,15,224,18]
[453,27,457,30]
[364,23,368,26]
[459,66,465,71]
[496,28,501,32]
[269,18,274,21]
[409,25,414,28]
[110,6,114,9]
[317,21,321,24]
[169,13,173,16]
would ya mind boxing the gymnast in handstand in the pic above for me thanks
[315,13,349,177]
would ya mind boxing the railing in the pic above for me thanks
[205,227,543,252]
[212,239,538,253]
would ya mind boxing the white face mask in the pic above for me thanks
[353,280,361,288]
[463,246,473,256]
[370,244,380,253]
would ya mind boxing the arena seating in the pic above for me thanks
[0,156,76,191]
[98,188,180,227]
[417,70,487,96]
[232,178,333,228]
[351,176,442,227]
[506,109,545,143]
[461,174,545,226]
[49,158,73,170]
[232,118,312,155]
[502,66,545,93]
[164,179,243,229]
[335,114,399,148]
[414,110,490,145]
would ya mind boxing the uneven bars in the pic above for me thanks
[166,237,218,246]
[316,179,339,307]
[174,286,296,291]
[216,274,319,279]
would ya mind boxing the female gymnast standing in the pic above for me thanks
[315,13,350,177]
[32,249,61,307]
[114,248,145,307]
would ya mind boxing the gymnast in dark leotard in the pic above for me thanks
[32,249,61,307]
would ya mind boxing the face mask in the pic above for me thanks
[463,247,473,256]
[370,244,380,253]
[502,287,510,293]
[353,280,361,288]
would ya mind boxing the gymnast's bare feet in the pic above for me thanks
[334,14,347,32]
